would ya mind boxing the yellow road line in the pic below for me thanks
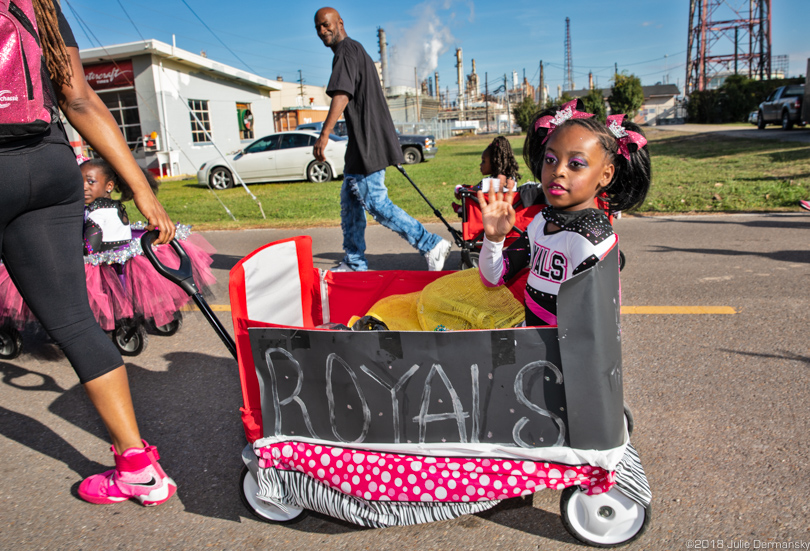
[184,305,737,315]
[621,306,737,315]
[181,304,232,312]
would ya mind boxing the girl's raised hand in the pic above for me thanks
[477,176,517,243]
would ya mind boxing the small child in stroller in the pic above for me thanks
[453,135,545,213]
[80,157,217,342]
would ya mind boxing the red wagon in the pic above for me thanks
[143,229,652,546]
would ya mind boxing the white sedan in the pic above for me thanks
[197,131,347,189]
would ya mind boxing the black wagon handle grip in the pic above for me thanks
[140,230,199,296]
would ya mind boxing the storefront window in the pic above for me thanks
[189,99,212,143]
[98,89,142,150]
[237,102,254,140]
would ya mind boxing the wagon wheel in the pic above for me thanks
[112,322,148,356]
[460,249,479,270]
[0,326,23,359]
[560,486,650,547]
[239,466,307,524]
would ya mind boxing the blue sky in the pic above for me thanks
[63,0,808,98]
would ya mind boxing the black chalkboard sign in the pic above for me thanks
[248,247,624,451]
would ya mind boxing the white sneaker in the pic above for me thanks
[331,261,356,272]
[425,239,451,271]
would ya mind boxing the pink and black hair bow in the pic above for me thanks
[534,99,594,144]
[606,114,647,159]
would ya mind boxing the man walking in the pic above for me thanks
[313,7,451,272]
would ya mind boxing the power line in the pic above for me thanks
[116,0,145,42]
[179,0,258,74]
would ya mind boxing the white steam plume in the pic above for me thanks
[387,2,455,88]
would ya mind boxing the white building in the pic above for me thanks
[72,39,281,176]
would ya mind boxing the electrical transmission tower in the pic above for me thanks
[685,0,771,94]
[564,17,574,91]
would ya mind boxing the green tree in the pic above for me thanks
[580,88,607,121]
[546,92,575,110]
[608,73,644,119]
[512,95,541,132]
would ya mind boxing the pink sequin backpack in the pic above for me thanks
[0,0,53,141]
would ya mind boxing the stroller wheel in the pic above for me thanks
[619,251,626,272]
[151,317,183,337]
[560,486,650,547]
[239,466,307,524]
[112,323,148,356]
[460,249,479,270]
[0,326,23,359]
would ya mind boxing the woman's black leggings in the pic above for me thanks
[0,141,123,383]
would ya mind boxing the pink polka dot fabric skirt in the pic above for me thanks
[257,441,615,504]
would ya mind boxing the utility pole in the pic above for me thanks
[485,72,489,132]
[414,67,420,122]
[298,70,305,107]
[539,60,545,107]
[504,73,510,134]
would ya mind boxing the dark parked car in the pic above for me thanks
[297,120,348,137]
[295,121,437,164]
[757,84,805,129]
[396,132,437,164]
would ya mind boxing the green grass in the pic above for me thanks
[642,129,810,212]
[128,129,810,230]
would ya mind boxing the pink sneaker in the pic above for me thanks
[78,441,177,506]
[800,200,810,212]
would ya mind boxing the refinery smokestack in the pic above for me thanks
[434,71,439,100]
[378,28,388,91]
[456,48,464,114]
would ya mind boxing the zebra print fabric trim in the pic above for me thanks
[256,467,498,528]
[612,442,651,508]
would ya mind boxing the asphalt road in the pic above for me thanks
[653,123,810,143]
[1,215,809,550]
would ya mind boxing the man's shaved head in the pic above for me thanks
[314,7,346,49]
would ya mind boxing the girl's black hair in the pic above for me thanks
[483,136,521,181]
[82,158,160,202]
[523,99,651,212]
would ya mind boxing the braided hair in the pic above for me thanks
[523,99,651,212]
[33,0,73,90]
[483,136,521,181]
[82,158,160,202]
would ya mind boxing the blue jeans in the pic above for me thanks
[341,169,441,271]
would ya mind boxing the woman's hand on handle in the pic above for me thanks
[477,177,517,243]
[132,188,175,244]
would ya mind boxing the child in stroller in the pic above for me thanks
[452,136,546,269]
[0,158,217,358]
[81,157,217,355]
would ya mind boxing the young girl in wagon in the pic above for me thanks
[477,99,651,326]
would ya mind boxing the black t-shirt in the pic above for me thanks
[0,0,77,153]
[326,37,403,175]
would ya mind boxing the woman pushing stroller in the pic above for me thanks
[0,0,175,507]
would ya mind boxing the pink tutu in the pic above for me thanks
[84,264,133,331]
[0,263,36,330]
[124,234,216,327]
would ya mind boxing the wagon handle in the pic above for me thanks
[140,230,198,296]
[141,230,238,359]
[395,165,465,248]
